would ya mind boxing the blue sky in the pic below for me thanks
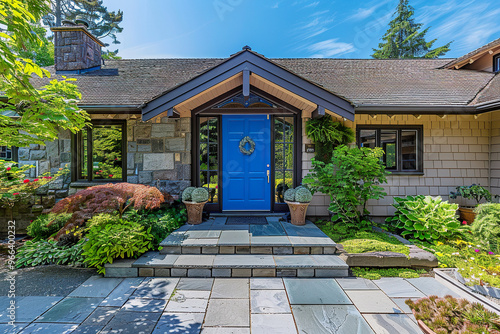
[103,0,500,59]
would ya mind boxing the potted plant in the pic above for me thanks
[305,115,355,163]
[182,187,209,225]
[449,184,493,224]
[284,186,313,225]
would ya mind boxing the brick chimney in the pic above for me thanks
[51,20,105,74]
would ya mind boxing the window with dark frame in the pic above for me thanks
[199,117,219,203]
[274,116,295,203]
[494,54,500,73]
[74,120,126,182]
[0,146,13,161]
[357,126,422,173]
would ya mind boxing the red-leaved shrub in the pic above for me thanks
[51,183,164,239]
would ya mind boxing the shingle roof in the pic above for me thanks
[445,38,500,69]
[473,73,500,105]
[32,57,496,108]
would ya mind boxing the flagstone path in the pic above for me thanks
[0,275,471,333]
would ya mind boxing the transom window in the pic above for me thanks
[357,126,423,173]
[74,120,126,181]
[494,54,500,73]
[215,93,275,109]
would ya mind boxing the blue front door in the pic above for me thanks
[222,115,271,211]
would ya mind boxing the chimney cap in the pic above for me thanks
[75,15,90,28]
[242,45,252,51]
[62,19,77,26]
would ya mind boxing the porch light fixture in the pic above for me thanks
[474,114,480,119]
[387,114,395,119]
[413,114,421,119]
[438,114,447,119]
[369,114,377,119]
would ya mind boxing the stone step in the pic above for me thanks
[105,252,349,278]
[160,245,337,255]
[159,219,338,255]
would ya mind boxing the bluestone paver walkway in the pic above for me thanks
[0,274,478,333]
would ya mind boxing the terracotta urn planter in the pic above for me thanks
[412,310,436,334]
[182,200,208,225]
[458,207,475,224]
[285,201,309,226]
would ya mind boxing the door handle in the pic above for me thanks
[267,170,270,183]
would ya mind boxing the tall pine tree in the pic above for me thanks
[44,0,123,49]
[372,0,452,59]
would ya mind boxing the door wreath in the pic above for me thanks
[239,136,255,155]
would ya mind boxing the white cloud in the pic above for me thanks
[348,0,392,21]
[308,38,356,58]
[426,2,500,56]
[304,1,320,8]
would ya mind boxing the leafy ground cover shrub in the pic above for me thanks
[304,145,388,228]
[16,239,86,268]
[51,183,165,240]
[407,295,500,333]
[351,267,426,280]
[387,195,463,243]
[342,239,409,256]
[472,203,500,253]
[124,203,187,249]
[82,219,153,274]
[27,213,72,240]
[424,239,500,288]
[316,221,401,243]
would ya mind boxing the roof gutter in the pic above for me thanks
[355,104,478,114]
[78,104,142,114]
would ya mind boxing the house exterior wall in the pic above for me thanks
[303,113,495,218]
[124,116,192,196]
[490,111,500,196]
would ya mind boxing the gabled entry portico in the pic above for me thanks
[141,47,355,213]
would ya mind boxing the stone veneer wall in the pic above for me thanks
[0,130,72,234]
[125,117,192,196]
[303,113,494,218]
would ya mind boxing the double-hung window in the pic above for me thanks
[357,126,423,173]
[494,54,500,73]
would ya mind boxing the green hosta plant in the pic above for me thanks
[472,203,500,253]
[16,239,86,268]
[387,195,463,242]
[82,220,153,274]
[303,145,388,227]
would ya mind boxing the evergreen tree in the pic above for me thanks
[372,0,452,59]
[44,0,123,49]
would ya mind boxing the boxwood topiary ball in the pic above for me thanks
[284,188,296,202]
[191,187,209,203]
[182,187,196,201]
[295,187,312,203]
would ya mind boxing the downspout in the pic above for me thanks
[488,112,492,193]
